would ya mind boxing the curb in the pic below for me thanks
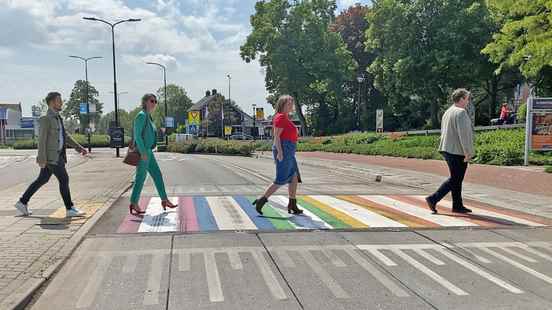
[1,180,133,310]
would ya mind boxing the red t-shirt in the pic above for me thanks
[273,113,298,142]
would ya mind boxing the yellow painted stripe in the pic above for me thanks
[302,196,368,228]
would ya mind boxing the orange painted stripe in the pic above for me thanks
[388,195,501,228]
[462,198,552,226]
[337,195,440,228]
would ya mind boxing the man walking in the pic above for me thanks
[426,88,474,214]
[14,92,87,217]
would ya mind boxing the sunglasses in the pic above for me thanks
[149,99,158,104]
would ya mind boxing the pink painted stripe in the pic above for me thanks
[179,196,199,232]
[117,197,151,233]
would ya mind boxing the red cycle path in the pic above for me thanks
[298,152,552,197]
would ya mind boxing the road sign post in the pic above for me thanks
[376,109,384,133]
[524,97,552,166]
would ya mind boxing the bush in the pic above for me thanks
[12,134,131,150]
[168,139,253,156]
[13,140,38,149]
[518,103,527,123]
[545,166,552,173]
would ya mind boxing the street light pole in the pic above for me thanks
[83,17,141,157]
[69,55,102,153]
[356,75,365,131]
[225,74,231,138]
[252,103,257,140]
[146,62,168,146]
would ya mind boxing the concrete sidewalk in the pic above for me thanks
[0,150,133,309]
[254,152,552,219]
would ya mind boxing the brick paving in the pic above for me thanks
[0,151,133,305]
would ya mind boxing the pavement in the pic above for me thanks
[0,150,551,309]
[0,148,134,309]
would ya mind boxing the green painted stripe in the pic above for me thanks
[297,197,351,229]
[246,197,295,230]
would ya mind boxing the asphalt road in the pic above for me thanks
[28,152,552,310]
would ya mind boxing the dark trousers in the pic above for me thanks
[20,156,73,209]
[428,152,468,209]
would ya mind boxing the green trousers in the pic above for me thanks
[130,150,168,204]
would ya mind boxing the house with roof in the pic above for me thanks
[0,103,35,143]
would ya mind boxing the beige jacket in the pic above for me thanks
[438,105,475,158]
[37,109,83,165]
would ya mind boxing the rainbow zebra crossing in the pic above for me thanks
[117,195,551,233]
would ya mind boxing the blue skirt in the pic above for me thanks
[273,140,302,185]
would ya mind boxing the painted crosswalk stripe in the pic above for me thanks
[138,197,179,233]
[194,196,219,231]
[362,196,477,227]
[273,195,332,229]
[463,198,552,226]
[123,255,138,273]
[312,195,407,228]
[204,251,224,302]
[233,196,276,230]
[251,250,288,300]
[143,254,165,305]
[478,247,552,284]
[117,197,151,233]
[411,196,545,227]
[228,251,244,270]
[179,252,191,271]
[339,195,440,228]
[276,250,297,268]
[300,250,350,298]
[296,197,350,229]
[392,248,469,296]
[179,196,199,232]
[255,198,297,230]
[268,197,318,229]
[76,256,112,308]
[302,196,367,228]
[499,247,539,263]
[206,196,257,230]
[413,249,445,265]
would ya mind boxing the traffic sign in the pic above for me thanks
[80,103,88,114]
[109,127,125,148]
[165,116,175,128]
[188,111,200,125]
[376,109,384,132]
[224,126,232,136]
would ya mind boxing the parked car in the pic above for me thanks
[229,134,254,140]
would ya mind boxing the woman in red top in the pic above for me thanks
[253,95,303,215]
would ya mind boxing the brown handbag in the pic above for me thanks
[123,116,149,166]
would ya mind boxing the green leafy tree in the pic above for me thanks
[63,80,104,132]
[241,0,356,134]
[152,84,193,128]
[366,0,497,128]
[483,0,552,95]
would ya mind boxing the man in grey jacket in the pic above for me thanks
[14,92,87,217]
[426,88,474,214]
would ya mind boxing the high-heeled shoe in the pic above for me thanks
[287,198,303,215]
[129,204,145,215]
[161,200,178,211]
[252,196,268,215]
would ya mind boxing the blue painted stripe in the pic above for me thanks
[193,196,219,231]
[233,196,276,230]
[269,198,323,229]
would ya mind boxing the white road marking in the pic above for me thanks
[276,250,296,268]
[204,250,224,302]
[143,254,165,305]
[206,196,257,230]
[122,255,138,273]
[251,250,288,300]
[413,249,445,265]
[322,248,347,267]
[299,250,350,298]
[76,256,112,308]
[391,249,469,296]
[364,195,477,227]
[499,247,538,263]
[312,195,407,228]
[228,251,244,270]
[366,249,398,266]
[179,252,191,271]
[138,197,178,233]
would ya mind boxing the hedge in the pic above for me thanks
[168,139,254,156]
[12,134,131,150]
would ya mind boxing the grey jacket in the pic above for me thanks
[37,109,83,165]
[438,105,475,158]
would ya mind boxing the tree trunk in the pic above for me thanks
[293,92,309,136]
[489,76,499,123]
[430,100,439,129]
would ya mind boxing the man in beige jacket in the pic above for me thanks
[426,88,474,214]
[14,92,88,217]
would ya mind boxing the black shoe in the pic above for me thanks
[425,197,438,214]
[252,197,268,215]
[287,198,303,215]
[452,206,472,214]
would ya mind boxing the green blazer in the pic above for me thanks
[37,109,84,165]
[134,110,157,155]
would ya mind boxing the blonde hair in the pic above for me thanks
[141,93,157,110]
[275,95,293,113]
[451,88,470,104]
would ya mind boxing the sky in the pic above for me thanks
[0,0,370,117]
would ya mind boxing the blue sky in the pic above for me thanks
[0,0,371,116]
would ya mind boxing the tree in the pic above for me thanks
[241,0,356,134]
[483,0,552,95]
[151,84,193,128]
[366,0,498,128]
[63,80,104,132]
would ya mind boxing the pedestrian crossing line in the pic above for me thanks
[115,195,552,233]
[463,197,552,226]
[122,255,138,273]
[76,255,112,309]
[299,250,350,299]
[204,250,224,302]
[410,195,548,227]
[338,195,440,228]
[250,249,289,300]
[144,254,165,305]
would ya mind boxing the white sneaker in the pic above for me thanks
[14,201,32,216]
[66,207,86,217]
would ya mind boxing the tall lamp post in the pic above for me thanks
[225,74,231,138]
[83,16,141,157]
[69,55,102,153]
[146,62,168,146]
[252,103,257,140]
[356,74,365,131]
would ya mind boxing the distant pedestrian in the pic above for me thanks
[253,95,303,215]
[426,88,474,214]
[128,94,177,215]
[499,103,510,124]
[15,92,88,217]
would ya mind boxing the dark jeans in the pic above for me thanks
[20,156,73,209]
[428,152,468,209]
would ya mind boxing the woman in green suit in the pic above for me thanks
[129,93,177,214]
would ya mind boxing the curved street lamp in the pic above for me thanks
[83,17,141,157]
[146,62,169,146]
